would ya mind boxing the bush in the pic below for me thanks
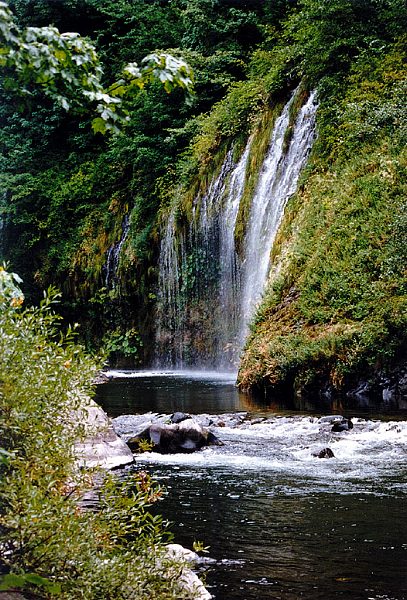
[0,269,189,599]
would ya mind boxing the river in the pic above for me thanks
[95,370,407,600]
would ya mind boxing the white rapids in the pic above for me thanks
[113,413,407,497]
[104,369,238,383]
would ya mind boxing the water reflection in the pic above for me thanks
[96,371,249,417]
[148,465,407,600]
[97,372,407,599]
[96,370,407,418]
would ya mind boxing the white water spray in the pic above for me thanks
[156,90,318,370]
[156,141,251,368]
[238,90,318,344]
[104,213,130,289]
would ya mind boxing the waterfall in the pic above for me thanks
[217,141,251,357]
[156,142,251,369]
[156,209,187,367]
[156,89,318,371]
[0,192,8,262]
[104,214,130,290]
[238,90,318,345]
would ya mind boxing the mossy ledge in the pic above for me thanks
[238,41,407,402]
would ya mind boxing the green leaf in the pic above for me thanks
[24,573,61,593]
[91,117,107,135]
[0,574,26,590]
[0,447,13,465]
[0,573,61,594]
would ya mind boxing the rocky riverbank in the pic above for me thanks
[74,397,134,469]
[75,400,212,599]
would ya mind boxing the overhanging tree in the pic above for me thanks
[0,0,193,133]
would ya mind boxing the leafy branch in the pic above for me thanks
[0,1,194,134]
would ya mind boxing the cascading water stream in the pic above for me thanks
[104,213,130,290]
[156,89,318,371]
[218,142,251,354]
[156,142,251,369]
[238,90,318,345]
[156,209,187,367]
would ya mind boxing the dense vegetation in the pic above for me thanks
[0,0,270,360]
[0,269,195,598]
[0,1,406,595]
[2,2,405,596]
[239,37,407,398]
[1,0,406,391]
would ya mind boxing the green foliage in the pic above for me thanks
[239,39,407,395]
[132,438,155,454]
[102,327,144,362]
[1,0,406,376]
[191,79,268,160]
[1,0,273,360]
[0,265,24,304]
[285,0,406,83]
[0,1,193,133]
[192,540,210,554]
[0,572,61,595]
[0,273,191,598]
[180,0,262,55]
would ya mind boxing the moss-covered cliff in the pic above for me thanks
[238,39,407,401]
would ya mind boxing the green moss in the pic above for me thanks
[234,102,284,253]
[282,83,309,154]
[239,40,407,396]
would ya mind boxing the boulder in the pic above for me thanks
[74,399,134,469]
[128,417,223,454]
[312,447,335,459]
[318,415,345,424]
[171,411,192,424]
[331,418,353,432]
[163,544,212,599]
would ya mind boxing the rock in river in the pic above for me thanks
[332,418,354,432]
[312,447,335,459]
[127,417,224,454]
[74,398,134,469]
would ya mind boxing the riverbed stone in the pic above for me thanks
[318,415,345,424]
[163,544,212,599]
[312,447,335,458]
[171,411,192,424]
[127,417,223,454]
[331,418,353,432]
[74,399,134,469]
[112,413,167,437]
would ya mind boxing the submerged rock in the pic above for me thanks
[171,411,192,424]
[312,447,335,459]
[318,415,345,424]
[317,415,354,432]
[112,412,167,437]
[92,370,111,385]
[332,418,353,432]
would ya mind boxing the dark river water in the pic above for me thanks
[95,370,407,600]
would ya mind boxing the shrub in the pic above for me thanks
[0,269,189,599]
